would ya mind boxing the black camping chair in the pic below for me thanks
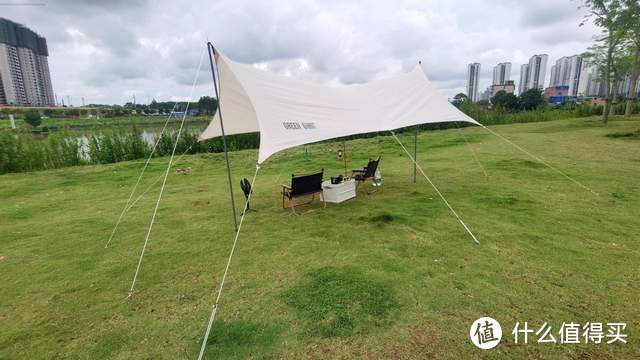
[240,178,255,215]
[352,157,381,192]
[281,169,326,215]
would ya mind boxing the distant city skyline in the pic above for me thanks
[0,1,602,104]
[465,50,633,100]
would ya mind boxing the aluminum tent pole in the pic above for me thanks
[343,140,348,177]
[413,61,422,184]
[207,42,239,232]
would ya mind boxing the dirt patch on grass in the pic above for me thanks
[283,266,400,338]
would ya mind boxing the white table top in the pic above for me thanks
[322,178,355,189]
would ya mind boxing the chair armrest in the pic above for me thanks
[281,184,291,190]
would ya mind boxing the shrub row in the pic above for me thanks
[2,100,638,174]
[0,128,260,174]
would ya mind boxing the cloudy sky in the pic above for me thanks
[3,0,599,105]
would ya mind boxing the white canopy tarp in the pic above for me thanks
[199,49,480,164]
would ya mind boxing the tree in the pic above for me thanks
[611,45,635,113]
[580,0,628,123]
[451,93,468,108]
[198,96,218,116]
[24,110,41,127]
[476,99,490,108]
[491,90,520,111]
[622,0,640,116]
[518,88,545,110]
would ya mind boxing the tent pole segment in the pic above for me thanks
[207,42,239,232]
[413,126,418,183]
[413,61,422,184]
[343,140,348,177]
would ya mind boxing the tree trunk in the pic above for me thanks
[610,78,618,116]
[625,46,640,117]
[603,37,614,124]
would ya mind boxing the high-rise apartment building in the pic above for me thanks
[492,62,511,85]
[550,55,582,96]
[549,65,558,88]
[526,54,548,91]
[618,74,640,98]
[466,62,481,102]
[518,64,529,95]
[577,63,595,96]
[0,18,54,106]
[518,54,548,94]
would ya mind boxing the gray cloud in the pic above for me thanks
[2,0,599,104]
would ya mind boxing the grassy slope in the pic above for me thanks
[0,116,639,359]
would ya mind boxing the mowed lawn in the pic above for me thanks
[1,116,639,359]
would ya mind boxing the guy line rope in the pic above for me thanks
[454,122,488,178]
[123,143,195,213]
[479,124,598,196]
[197,164,261,360]
[104,102,180,248]
[391,131,480,245]
[127,47,206,298]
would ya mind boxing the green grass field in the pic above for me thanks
[1,116,639,359]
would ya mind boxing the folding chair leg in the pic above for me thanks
[320,193,326,208]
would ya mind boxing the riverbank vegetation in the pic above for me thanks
[2,106,639,174]
[0,128,260,174]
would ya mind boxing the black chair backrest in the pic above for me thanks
[290,169,323,196]
[240,178,251,199]
[364,157,380,178]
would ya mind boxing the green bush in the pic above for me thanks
[24,110,42,127]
